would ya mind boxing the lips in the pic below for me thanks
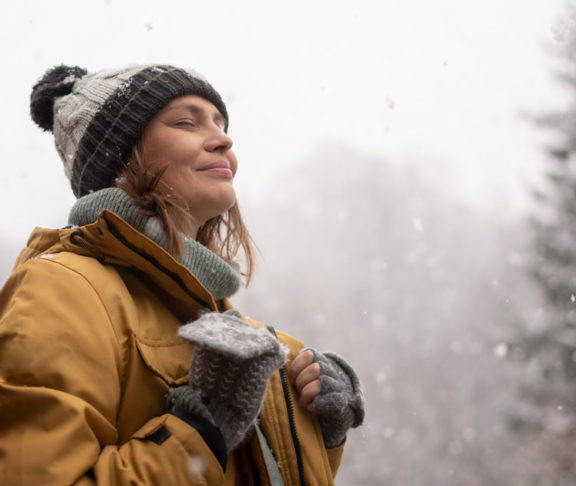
[198,161,234,178]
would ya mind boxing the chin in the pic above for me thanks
[192,192,237,221]
[218,197,237,216]
[218,188,237,212]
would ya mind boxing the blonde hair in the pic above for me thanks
[116,147,255,284]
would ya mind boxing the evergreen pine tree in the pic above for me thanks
[514,1,576,478]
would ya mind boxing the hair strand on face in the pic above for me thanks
[116,146,256,285]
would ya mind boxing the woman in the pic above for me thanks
[0,64,364,485]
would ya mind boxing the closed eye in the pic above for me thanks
[174,120,198,128]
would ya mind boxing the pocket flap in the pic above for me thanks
[135,335,192,386]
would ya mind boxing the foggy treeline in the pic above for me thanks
[232,4,576,483]
[234,147,545,485]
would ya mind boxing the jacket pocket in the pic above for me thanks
[134,335,192,386]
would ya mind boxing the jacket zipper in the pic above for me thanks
[267,326,307,486]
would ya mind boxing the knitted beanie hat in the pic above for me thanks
[30,64,229,198]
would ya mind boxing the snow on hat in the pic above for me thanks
[30,64,229,198]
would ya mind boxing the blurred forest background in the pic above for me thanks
[233,3,576,485]
[2,1,576,485]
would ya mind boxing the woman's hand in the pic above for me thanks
[290,350,321,411]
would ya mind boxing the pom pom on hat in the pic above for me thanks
[30,65,87,131]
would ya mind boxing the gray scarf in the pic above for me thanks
[68,187,241,300]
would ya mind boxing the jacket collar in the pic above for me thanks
[68,187,241,301]
[19,210,230,321]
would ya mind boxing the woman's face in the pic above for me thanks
[139,95,237,228]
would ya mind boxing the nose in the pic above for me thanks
[204,127,233,153]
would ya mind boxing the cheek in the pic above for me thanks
[140,141,166,172]
[230,154,239,175]
[141,132,184,167]
[161,167,195,195]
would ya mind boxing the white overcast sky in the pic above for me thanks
[0,0,571,248]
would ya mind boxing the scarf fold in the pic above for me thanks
[68,187,241,300]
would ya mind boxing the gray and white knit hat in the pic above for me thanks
[30,64,229,198]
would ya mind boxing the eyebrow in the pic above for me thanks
[164,102,226,126]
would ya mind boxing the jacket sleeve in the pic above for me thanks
[326,443,345,477]
[0,257,224,485]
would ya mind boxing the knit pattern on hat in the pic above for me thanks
[30,64,228,197]
[68,187,241,300]
[178,310,288,451]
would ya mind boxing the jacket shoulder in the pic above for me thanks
[8,244,125,292]
[0,250,134,343]
[0,251,126,422]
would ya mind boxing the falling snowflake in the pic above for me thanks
[188,456,206,477]
[383,426,395,439]
[494,343,508,359]
[412,217,424,233]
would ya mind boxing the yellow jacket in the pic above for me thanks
[0,210,343,485]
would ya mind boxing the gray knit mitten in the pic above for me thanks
[177,310,288,452]
[308,349,365,448]
[166,386,215,424]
